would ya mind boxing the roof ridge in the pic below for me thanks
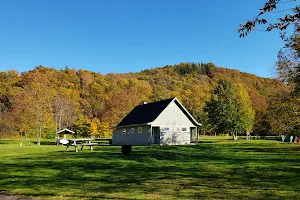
[116,97,175,127]
[136,97,175,106]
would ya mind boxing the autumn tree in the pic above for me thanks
[97,122,111,138]
[181,83,212,134]
[21,71,55,145]
[11,88,36,140]
[249,88,269,134]
[0,70,19,138]
[102,75,152,127]
[236,83,255,135]
[0,62,290,139]
[53,96,79,132]
[267,90,300,136]
[89,117,101,136]
[275,24,300,90]
[89,117,111,138]
[273,25,300,136]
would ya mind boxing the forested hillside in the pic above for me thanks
[0,62,289,139]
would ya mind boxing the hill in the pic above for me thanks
[0,62,288,138]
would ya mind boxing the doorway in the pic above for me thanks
[152,127,160,144]
[190,127,197,143]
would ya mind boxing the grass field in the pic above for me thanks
[0,137,300,199]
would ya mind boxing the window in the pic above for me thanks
[130,128,135,133]
[122,129,126,134]
[138,127,142,133]
[160,127,170,132]
[182,127,187,132]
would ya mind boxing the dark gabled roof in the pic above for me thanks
[56,128,75,134]
[117,98,175,127]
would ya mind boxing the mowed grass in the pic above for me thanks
[0,137,300,199]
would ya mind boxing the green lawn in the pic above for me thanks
[0,137,300,199]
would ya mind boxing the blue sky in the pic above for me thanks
[0,0,297,77]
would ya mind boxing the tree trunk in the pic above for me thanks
[58,112,62,131]
[232,131,238,140]
[246,131,250,141]
[37,126,41,145]
[20,131,23,147]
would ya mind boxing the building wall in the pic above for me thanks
[152,101,196,145]
[112,125,151,145]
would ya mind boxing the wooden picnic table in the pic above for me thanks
[66,138,97,152]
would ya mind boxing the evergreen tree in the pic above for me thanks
[205,80,255,140]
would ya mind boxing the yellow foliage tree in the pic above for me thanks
[89,118,112,138]
[89,117,100,136]
[97,122,112,138]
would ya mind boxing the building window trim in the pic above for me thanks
[138,127,142,133]
[130,128,135,133]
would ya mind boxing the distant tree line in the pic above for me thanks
[0,62,297,142]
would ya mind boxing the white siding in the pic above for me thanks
[152,101,195,145]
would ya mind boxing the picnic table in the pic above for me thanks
[65,138,97,152]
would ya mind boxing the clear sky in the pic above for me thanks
[0,0,297,77]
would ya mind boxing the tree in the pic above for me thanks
[11,88,36,141]
[238,0,300,37]
[0,70,19,138]
[73,117,91,137]
[249,88,269,134]
[53,96,78,132]
[90,118,111,138]
[273,25,300,136]
[205,80,255,140]
[239,0,300,137]
[21,71,55,145]
[89,117,100,136]
[0,62,291,139]
[275,25,300,92]
[267,91,300,136]
[205,80,238,139]
[181,83,212,134]
[235,83,255,135]
[97,122,111,138]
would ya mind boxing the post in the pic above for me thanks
[121,145,132,154]
[89,140,93,150]
[74,141,78,152]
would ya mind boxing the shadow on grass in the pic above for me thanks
[1,143,300,199]
[37,141,57,145]
[0,140,22,145]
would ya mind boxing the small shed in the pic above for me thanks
[112,97,201,146]
[56,129,75,141]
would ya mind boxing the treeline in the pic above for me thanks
[0,62,294,140]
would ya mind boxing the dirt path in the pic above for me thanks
[0,192,34,200]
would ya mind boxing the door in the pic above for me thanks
[190,127,197,143]
[152,127,160,144]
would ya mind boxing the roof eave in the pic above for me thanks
[173,97,201,126]
[56,128,75,134]
[113,122,152,129]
